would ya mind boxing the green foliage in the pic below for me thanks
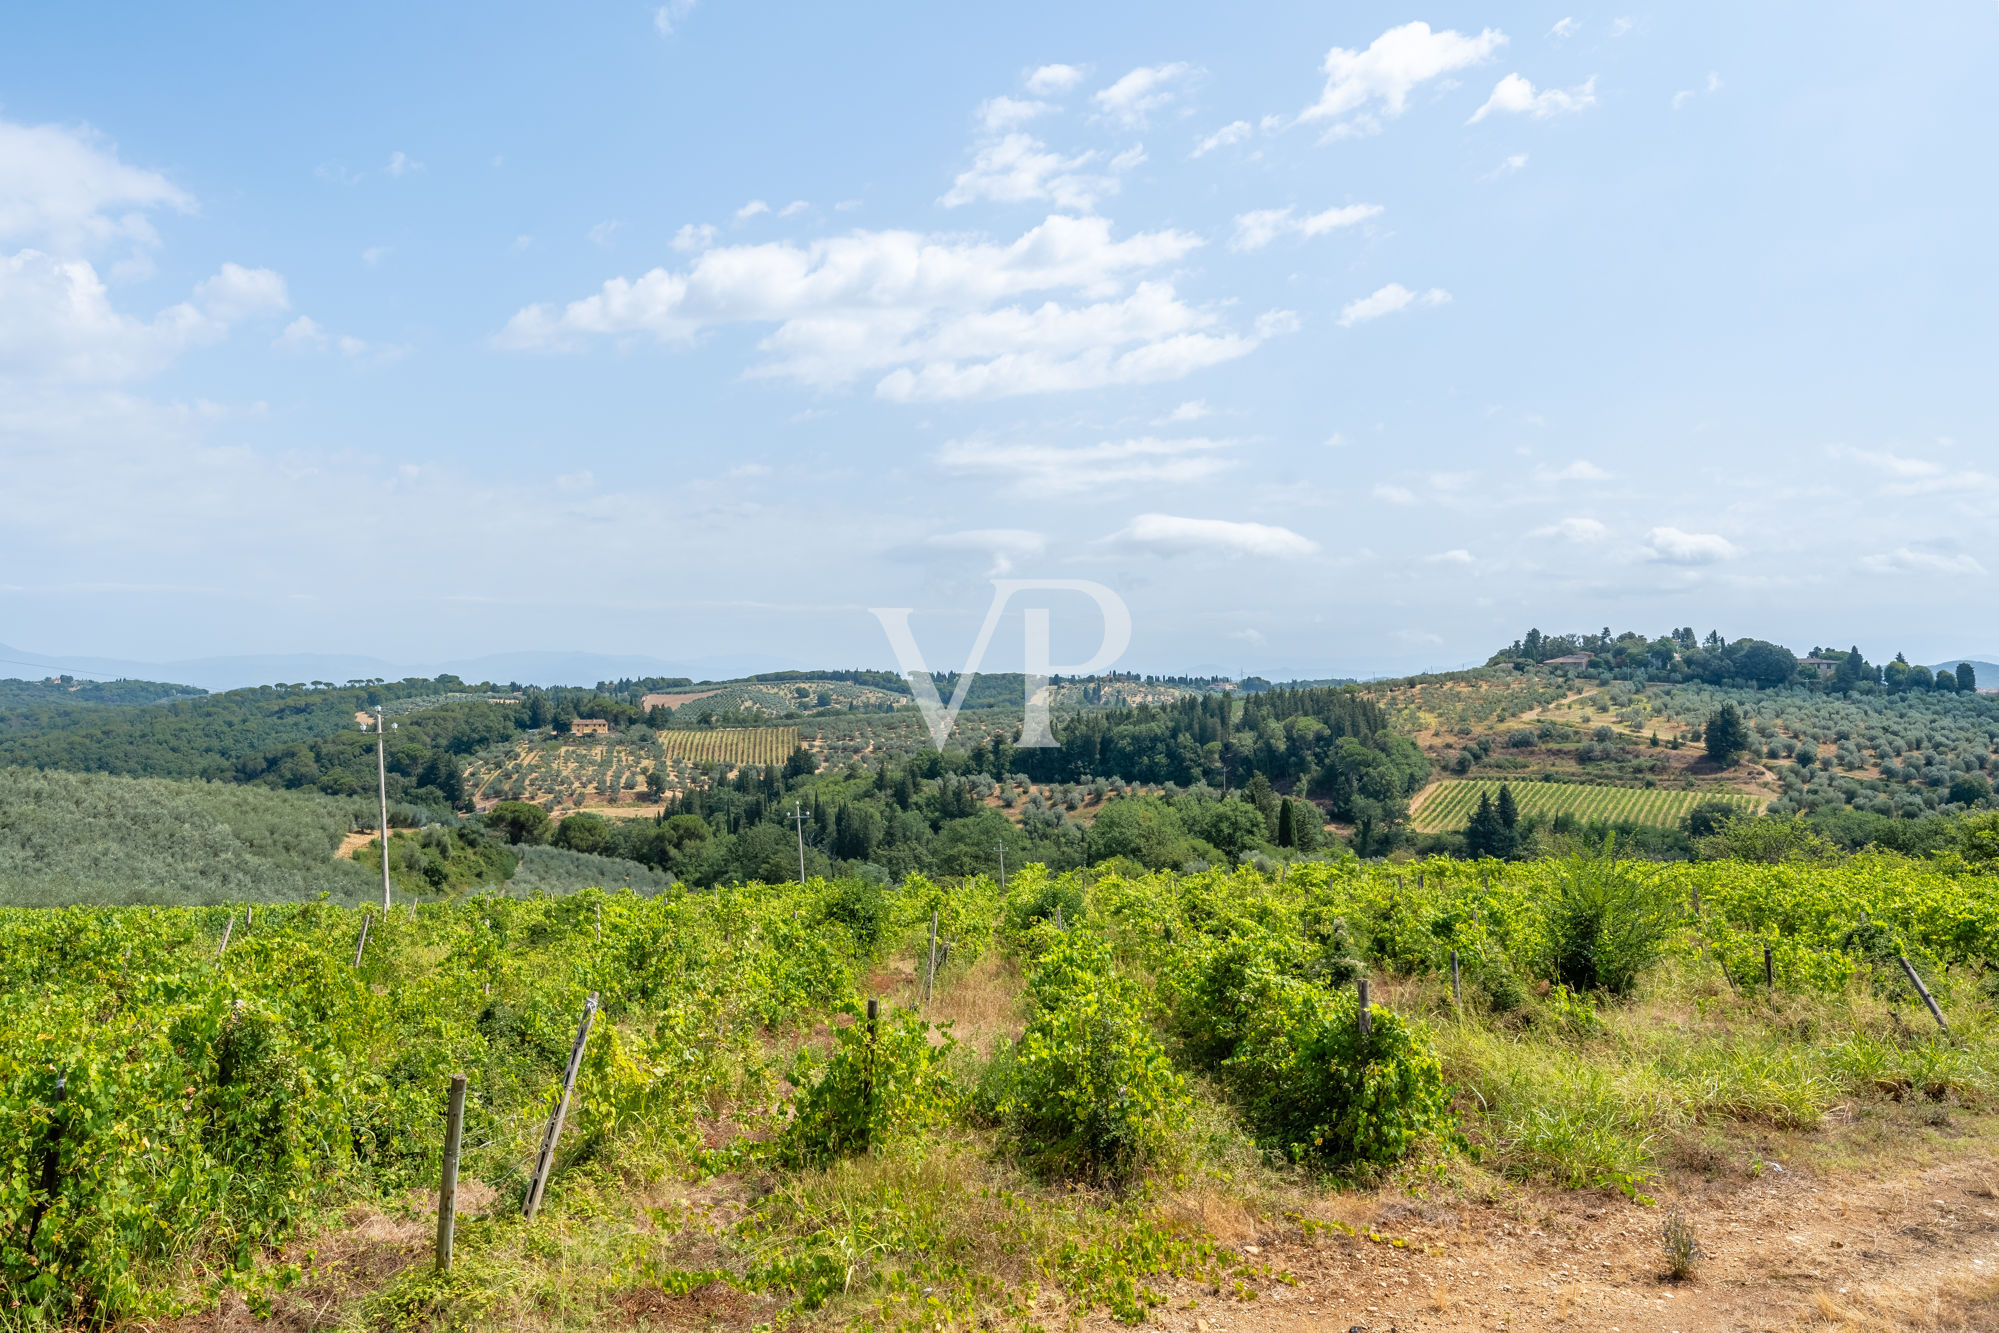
[1704,702,1749,766]
[995,930,1184,1184]
[1539,844,1677,995]
[1226,981,1453,1169]
[0,766,377,907]
[487,800,551,845]
[778,1004,956,1166]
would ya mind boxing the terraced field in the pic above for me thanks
[656,726,798,766]
[465,727,801,809]
[1412,777,1762,833]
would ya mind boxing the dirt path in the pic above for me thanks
[1127,1154,1999,1333]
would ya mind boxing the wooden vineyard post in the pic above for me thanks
[25,1074,65,1245]
[436,1073,467,1271]
[1356,978,1371,1037]
[595,904,602,942]
[352,912,372,968]
[217,913,235,960]
[524,992,597,1220]
[1763,946,1774,989]
[924,910,938,1003]
[1898,956,1949,1032]
[1052,904,1063,931]
[864,997,880,1151]
[1451,950,1461,1008]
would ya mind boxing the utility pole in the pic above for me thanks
[374,706,391,912]
[792,800,807,883]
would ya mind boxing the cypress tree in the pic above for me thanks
[1494,784,1520,859]
[1465,792,1502,859]
[1277,796,1296,848]
[1705,702,1749,766]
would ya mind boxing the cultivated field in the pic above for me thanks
[466,727,800,809]
[1412,777,1763,833]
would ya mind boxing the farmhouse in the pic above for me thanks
[1800,656,1838,676]
[571,717,611,735]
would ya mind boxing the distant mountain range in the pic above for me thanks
[1926,659,1999,681]
[0,644,807,692]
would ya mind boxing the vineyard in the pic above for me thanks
[657,680,905,722]
[466,728,800,809]
[1411,778,1762,833]
[4,853,1995,1326]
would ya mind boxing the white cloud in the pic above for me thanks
[315,162,363,187]
[1156,399,1210,423]
[1609,17,1638,38]
[1108,143,1147,173]
[1644,526,1738,565]
[653,1,695,36]
[1337,283,1450,327]
[671,223,717,253]
[1425,548,1474,564]
[1550,17,1579,39]
[1025,64,1087,96]
[556,469,595,493]
[1100,513,1318,559]
[1229,628,1267,647]
[1481,153,1529,180]
[274,314,400,364]
[1530,516,1608,542]
[1229,202,1382,252]
[921,527,1047,575]
[1191,120,1252,157]
[1093,63,1194,128]
[735,199,770,220]
[1373,484,1418,505]
[1537,459,1609,482]
[778,200,810,218]
[0,119,193,255]
[385,151,423,177]
[1470,74,1597,123]
[276,315,327,352]
[1298,22,1507,138]
[1672,72,1723,109]
[937,436,1236,496]
[498,214,1270,401]
[512,234,533,253]
[0,253,287,383]
[1859,547,1986,577]
[588,219,622,247]
[361,245,388,266]
[977,96,1055,132]
[939,134,1117,211]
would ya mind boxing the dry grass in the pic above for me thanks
[923,949,1026,1055]
[1787,1272,1999,1331]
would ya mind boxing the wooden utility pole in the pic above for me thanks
[374,706,392,912]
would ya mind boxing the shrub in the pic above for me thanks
[997,930,1183,1184]
[1224,977,1453,1170]
[1539,843,1676,996]
[779,1003,956,1167]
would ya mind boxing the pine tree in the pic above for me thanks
[1489,784,1520,858]
[1705,702,1749,766]
[1465,792,1503,859]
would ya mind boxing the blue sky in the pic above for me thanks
[2,3,1995,681]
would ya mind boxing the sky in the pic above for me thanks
[2,2,1996,683]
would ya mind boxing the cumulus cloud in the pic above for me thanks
[653,0,695,36]
[1093,63,1194,128]
[1155,399,1210,423]
[1229,202,1382,251]
[1469,74,1597,123]
[939,134,1118,211]
[0,119,193,255]
[1530,516,1608,542]
[1100,513,1318,559]
[1550,17,1579,38]
[1337,283,1450,327]
[919,527,1048,575]
[1297,22,1506,138]
[977,96,1055,132]
[935,435,1237,496]
[1536,459,1609,482]
[1425,548,1474,564]
[735,200,770,220]
[499,214,1277,401]
[1859,547,1986,577]
[0,252,288,383]
[1481,153,1529,180]
[672,223,717,252]
[274,314,399,363]
[385,150,423,177]
[1644,526,1738,565]
[1191,120,1252,157]
[1025,64,1087,95]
